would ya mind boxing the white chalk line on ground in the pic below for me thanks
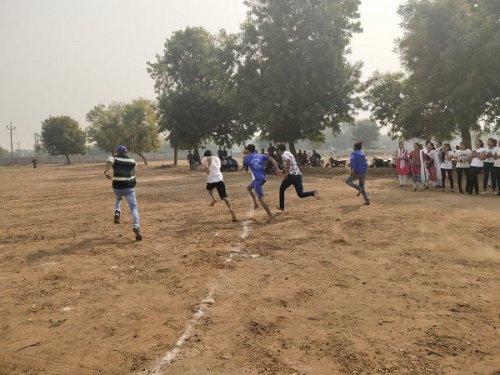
[143,211,254,375]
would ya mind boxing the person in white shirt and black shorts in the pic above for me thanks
[202,150,237,222]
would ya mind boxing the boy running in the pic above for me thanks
[201,150,237,222]
[276,144,319,211]
[243,144,284,223]
[346,142,371,205]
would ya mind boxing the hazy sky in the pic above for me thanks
[0,0,403,150]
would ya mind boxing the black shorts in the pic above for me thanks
[206,181,228,199]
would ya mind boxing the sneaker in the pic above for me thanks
[133,227,142,241]
[364,200,371,206]
[113,211,120,224]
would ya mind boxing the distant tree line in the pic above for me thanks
[38,0,499,164]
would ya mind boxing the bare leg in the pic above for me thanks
[208,190,217,206]
[259,197,282,223]
[223,197,237,222]
[247,186,259,209]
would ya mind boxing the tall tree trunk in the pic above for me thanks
[173,146,178,165]
[288,141,297,156]
[193,146,200,163]
[137,152,148,165]
[460,128,472,149]
[65,154,70,165]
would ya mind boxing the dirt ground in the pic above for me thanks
[0,163,499,375]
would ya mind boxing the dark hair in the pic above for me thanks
[247,144,256,152]
[488,138,497,147]
[354,141,363,151]
[277,144,286,152]
[477,139,484,148]
[440,143,451,163]
[203,150,212,157]
[428,142,435,150]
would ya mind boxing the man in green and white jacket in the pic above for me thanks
[104,145,142,241]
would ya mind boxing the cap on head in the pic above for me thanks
[204,150,212,157]
[116,145,127,153]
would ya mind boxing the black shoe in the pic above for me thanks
[133,227,142,241]
[114,211,120,224]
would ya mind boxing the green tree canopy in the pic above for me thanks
[352,119,380,149]
[86,99,160,165]
[365,0,500,147]
[148,27,252,159]
[0,145,8,156]
[235,0,362,154]
[41,115,87,164]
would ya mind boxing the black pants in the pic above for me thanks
[469,166,482,194]
[494,167,500,194]
[456,167,470,193]
[483,162,496,191]
[279,174,314,209]
[441,168,454,189]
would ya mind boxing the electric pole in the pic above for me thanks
[6,122,16,165]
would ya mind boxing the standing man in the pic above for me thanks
[243,144,284,223]
[104,145,142,241]
[201,150,237,222]
[345,142,370,205]
[187,151,194,170]
[276,144,319,211]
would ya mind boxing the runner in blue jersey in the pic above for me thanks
[243,144,284,223]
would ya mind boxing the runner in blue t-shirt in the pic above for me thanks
[243,144,284,223]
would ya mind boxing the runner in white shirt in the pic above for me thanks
[276,144,319,211]
[440,143,455,192]
[469,139,486,195]
[201,150,237,222]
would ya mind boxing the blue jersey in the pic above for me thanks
[244,153,269,181]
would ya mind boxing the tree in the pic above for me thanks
[148,27,252,161]
[365,0,500,147]
[235,0,362,154]
[0,146,7,156]
[86,99,161,165]
[41,116,87,164]
[352,119,380,149]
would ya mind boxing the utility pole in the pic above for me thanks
[6,122,16,166]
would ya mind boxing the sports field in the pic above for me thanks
[1,164,499,375]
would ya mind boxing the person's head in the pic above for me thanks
[223,146,226,150]
[203,150,212,157]
[261,148,265,154]
[475,139,484,148]
[188,150,192,154]
[487,138,497,148]
[426,142,435,151]
[455,145,459,150]
[247,144,256,153]
[115,145,127,154]
[459,142,466,150]
[269,143,273,147]
[354,142,363,151]
[437,141,443,148]
[413,143,419,151]
[277,144,286,155]
[399,141,404,149]
[443,143,451,152]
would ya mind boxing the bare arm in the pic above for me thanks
[205,157,211,175]
[268,157,284,178]
[285,159,291,175]
[104,162,112,180]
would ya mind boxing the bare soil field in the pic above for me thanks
[0,163,499,375]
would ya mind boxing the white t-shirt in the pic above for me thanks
[470,148,485,168]
[455,149,471,168]
[494,147,500,168]
[281,151,301,175]
[440,150,454,170]
[484,147,496,163]
[202,156,223,183]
